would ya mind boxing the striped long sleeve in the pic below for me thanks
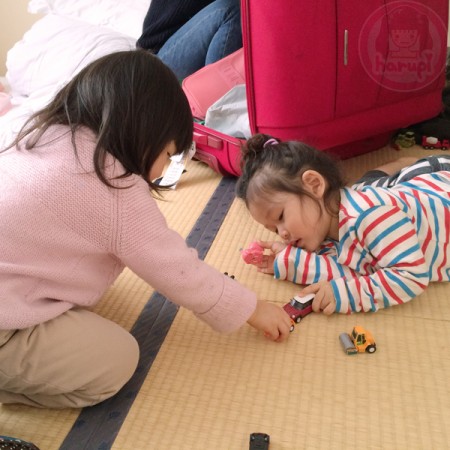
[274,241,357,285]
[330,204,430,313]
[336,177,450,312]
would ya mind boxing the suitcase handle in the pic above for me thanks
[193,131,223,149]
[343,29,348,66]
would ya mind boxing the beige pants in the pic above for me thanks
[0,308,139,408]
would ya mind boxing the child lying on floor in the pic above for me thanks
[236,134,450,315]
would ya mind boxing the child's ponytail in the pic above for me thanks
[241,134,278,162]
[237,134,278,199]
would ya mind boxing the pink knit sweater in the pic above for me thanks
[0,126,256,332]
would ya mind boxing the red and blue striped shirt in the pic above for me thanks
[274,171,450,313]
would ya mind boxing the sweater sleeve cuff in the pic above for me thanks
[194,280,257,334]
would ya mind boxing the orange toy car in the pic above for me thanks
[339,326,376,355]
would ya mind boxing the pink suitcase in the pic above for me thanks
[188,0,449,177]
[182,49,245,120]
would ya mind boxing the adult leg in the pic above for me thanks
[204,0,242,65]
[136,0,212,53]
[157,0,242,79]
[0,308,139,408]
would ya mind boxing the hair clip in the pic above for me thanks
[264,138,278,148]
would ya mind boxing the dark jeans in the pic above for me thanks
[157,0,242,79]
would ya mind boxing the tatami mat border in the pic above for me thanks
[59,176,237,450]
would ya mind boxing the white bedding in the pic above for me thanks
[0,0,151,148]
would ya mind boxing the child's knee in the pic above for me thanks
[111,331,140,387]
[66,331,139,407]
[92,331,140,401]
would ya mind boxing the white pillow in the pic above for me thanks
[28,0,150,39]
[6,14,136,97]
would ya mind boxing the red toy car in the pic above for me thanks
[422,135,450,150]
[283,294,314,331]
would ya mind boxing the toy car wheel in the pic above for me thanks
[289,324,295,332]
[294,317,302,324]
[366,345,376,353]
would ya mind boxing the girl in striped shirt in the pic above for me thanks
[236,134,450,315]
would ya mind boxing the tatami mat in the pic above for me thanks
[114,145,450,450]
[2,145,450,450]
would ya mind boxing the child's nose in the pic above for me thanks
[278,228,289,241]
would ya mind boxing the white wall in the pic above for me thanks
[0,0,41,76]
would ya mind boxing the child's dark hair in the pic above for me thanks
[236,134,345,215]
[5,49,193,192]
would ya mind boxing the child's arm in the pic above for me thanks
[273,243,358,284]
[274,204,431,313]
[326,205,429,313]
[273,244,354,315]
[116,186,293,336]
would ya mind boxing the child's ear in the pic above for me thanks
[301,170,326,198]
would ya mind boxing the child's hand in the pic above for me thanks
[253,241,287,275]
[299,281,336,315]
[258,240,287,254]
[247,300,292,342]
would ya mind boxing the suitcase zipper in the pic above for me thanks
[241,0,257,135]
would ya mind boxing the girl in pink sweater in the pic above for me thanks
[0,50,291,408]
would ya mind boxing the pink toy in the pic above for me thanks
[241,241,264,264]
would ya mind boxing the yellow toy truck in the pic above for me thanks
[339,326,376,355]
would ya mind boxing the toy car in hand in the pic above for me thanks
[283,294,314,331]
[241,241,264,265]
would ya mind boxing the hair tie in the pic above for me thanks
[264,138,278,148]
